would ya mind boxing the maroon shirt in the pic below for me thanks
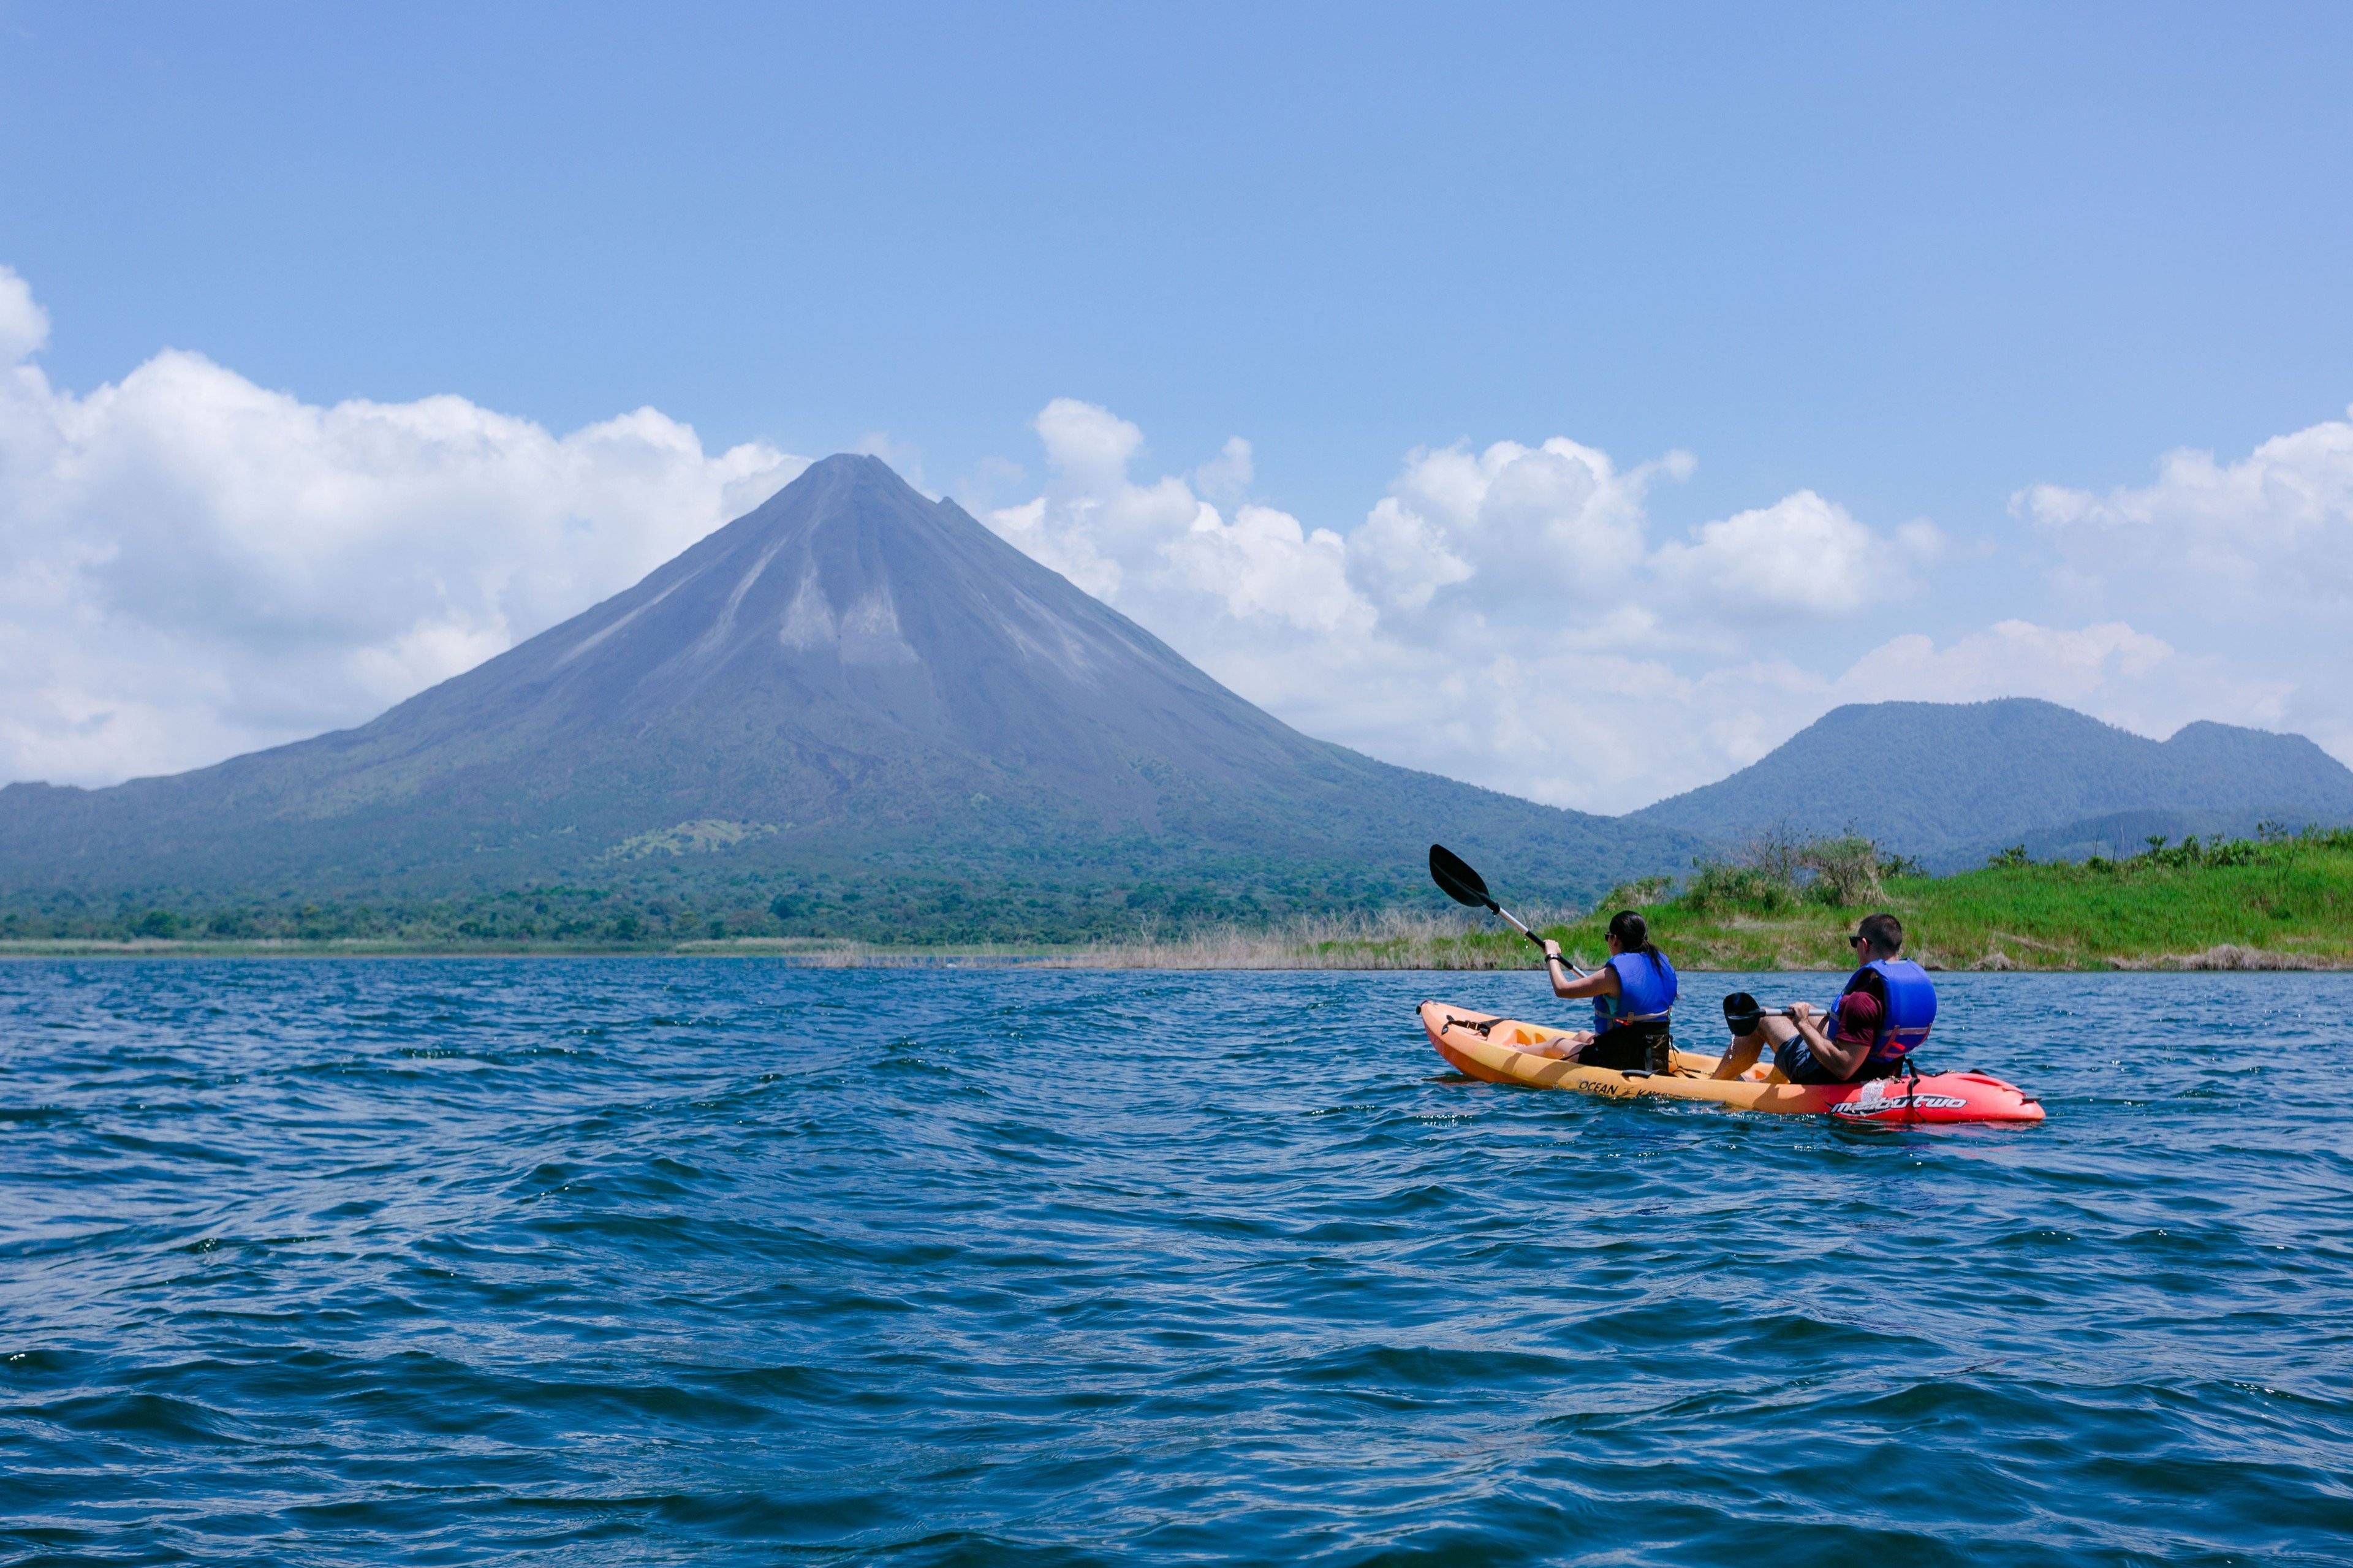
[1830,987,1883,1051]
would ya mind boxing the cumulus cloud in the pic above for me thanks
[985,403,1936,664]
[1192,436,1253,509]
[1653,490,1939,612]
[1169,505,1370,636]
[972,400,1977,808]
[974,399,2323,811]
[0,268,49,362]
[0,266,804,786]
[988,398,1365,635]
[1349,437,1678,620]
[2006,409,2353,764]
[2018,407,2353,611]
[1829,620,2287,736]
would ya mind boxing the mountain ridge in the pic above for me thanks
[1629,697,2353,869]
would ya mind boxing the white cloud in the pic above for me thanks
[1167,504,1370,636]
[971,401,1973,809]
[1349,437,1673,620]
[989,399,1353,631]
[972,399,2335,812]
[1829,620,2287,735]
[0,268,48,362]
[1192,436,1252,508]
[2007,411,2353,765]
[1653,490,1925,612]
[1036,396,1146,490]
[0,267,804,786]
[987,403,1922,672]
[1843,620,2165,699]
[2018,407,2353,611]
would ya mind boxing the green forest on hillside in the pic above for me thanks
[6,827,2350,968]
[0,847,1434,952]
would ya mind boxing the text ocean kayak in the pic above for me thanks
[1419,1001,2044,1124]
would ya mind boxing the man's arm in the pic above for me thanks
[1794,994,1874,1079]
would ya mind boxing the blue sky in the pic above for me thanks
[3,2,2351,808]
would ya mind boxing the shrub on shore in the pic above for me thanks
[1558,825,2353,972]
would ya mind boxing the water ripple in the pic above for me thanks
[2,962,2351,1562]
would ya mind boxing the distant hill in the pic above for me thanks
[1629,699,2353,869]
[0,455,1702,939]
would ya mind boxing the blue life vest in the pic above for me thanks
[1595,950,1678,1035]
[1827,958,1936,1067]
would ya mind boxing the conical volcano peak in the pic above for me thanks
[806,450,900,481]
[384,439,1202,732]
[781,450,924,510]
[715,451,937,549]
[557,453,960,686]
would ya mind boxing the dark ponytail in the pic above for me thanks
[1607,909,1663,963]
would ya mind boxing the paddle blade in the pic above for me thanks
[1722,992,1764,1037]
[1428,844,1496,911]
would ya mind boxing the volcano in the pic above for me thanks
[0,455,1699,933]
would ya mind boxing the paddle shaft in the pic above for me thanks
[1491,906,1540,944]
[1494,907,1590,978]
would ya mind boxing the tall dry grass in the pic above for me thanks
[1049,906,1570,969]
[689,909,1563,969]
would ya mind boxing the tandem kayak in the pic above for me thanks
[1419,1001,2044,1124]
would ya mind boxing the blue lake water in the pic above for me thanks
[2,961,2349,1565]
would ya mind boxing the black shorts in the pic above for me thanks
[1773,1037,1905,1086]
[1581,1026,1667,1072]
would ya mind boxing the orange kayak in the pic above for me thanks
[1420,1001,2045,1125]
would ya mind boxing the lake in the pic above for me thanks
[3,961,2348,1564]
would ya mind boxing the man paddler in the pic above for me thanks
[1712,912,1935,1084]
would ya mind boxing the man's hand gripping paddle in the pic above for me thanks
[1428,844,1585,975]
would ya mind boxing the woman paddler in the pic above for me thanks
[1532,911,1679,1073]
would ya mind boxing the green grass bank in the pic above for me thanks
[1419,828,2353,973]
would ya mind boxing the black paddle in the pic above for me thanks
[1721,993,1822,1036]
[1428,844,1585,973]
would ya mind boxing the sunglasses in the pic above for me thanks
[1848,934,1868,949]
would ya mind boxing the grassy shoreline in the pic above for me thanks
[8,830,2349,970]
